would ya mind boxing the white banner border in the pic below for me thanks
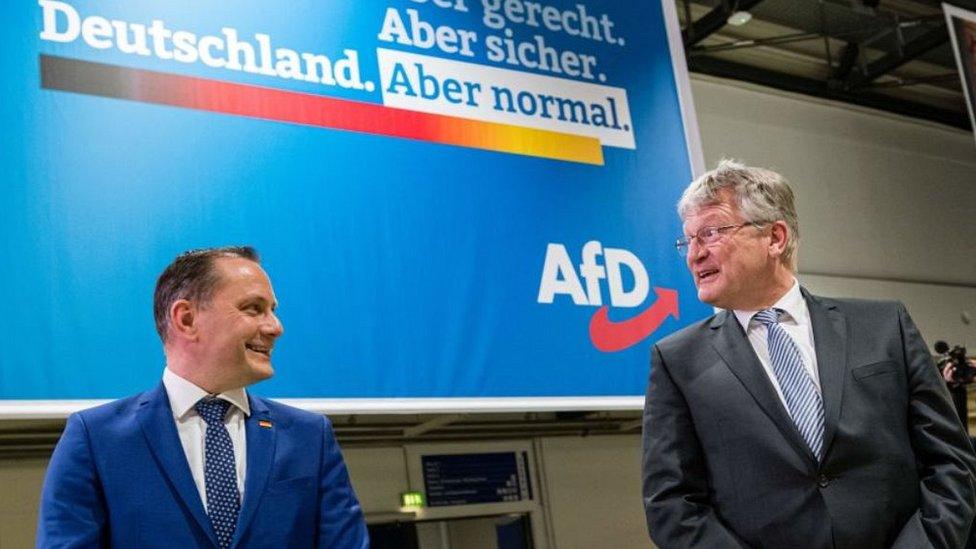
[0,396,645,419]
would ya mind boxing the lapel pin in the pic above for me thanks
[258,420,273,429]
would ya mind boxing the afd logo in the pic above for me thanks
[537,241,679,352]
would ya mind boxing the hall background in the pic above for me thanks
[2,73,974,548]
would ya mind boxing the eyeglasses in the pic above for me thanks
[675,222,762,255]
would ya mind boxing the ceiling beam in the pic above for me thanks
[618,419,643,432]
[846,24,949,88]
[829,0,877,83]
[684,0,956,71]
[916,0,976,11]
[684,0,767,48]
[402,414,466,437]
[687,55,969,129]
[831,43,862,81]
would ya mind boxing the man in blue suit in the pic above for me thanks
[37,246,369,548]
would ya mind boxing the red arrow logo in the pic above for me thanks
[588,287,679,352]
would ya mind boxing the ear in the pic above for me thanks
[767,220,789,259]
[169,299,198,341]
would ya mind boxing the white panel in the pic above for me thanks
[690,75,976,287]
[538,435,652,549]
[343,446,409,515]
[448,518,499,549]
[0,459,47,548]
[416,522,450,549]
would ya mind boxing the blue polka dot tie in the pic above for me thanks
[195,397,240,549]
[753,308,825,461]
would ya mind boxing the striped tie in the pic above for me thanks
[753,308,825,461]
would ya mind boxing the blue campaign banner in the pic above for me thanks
[0,0,709,410]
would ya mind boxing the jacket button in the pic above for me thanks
[817,474,829,488]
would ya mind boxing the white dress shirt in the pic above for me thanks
[732,280,821,410]
[162,368,249,508]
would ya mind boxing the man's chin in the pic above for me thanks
[697,288,723,308]
[246,361,275,382]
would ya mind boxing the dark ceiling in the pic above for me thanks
[677,0,975,129]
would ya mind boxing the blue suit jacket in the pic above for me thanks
[37,383,369,548]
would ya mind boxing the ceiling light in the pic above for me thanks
[727,11,753,26]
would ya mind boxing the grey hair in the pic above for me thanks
[677,159,800,270]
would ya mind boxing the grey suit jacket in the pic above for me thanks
[642,290,976,549]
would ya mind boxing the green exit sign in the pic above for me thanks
[401,491,425,508]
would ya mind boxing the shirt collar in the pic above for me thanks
[162,367,250,420]
[733,278,803,332]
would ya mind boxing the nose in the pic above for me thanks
[263,311,284,338]
[687,238,708,265]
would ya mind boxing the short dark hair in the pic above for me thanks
[153,246,260,342]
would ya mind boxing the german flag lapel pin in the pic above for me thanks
[258,419,273,429]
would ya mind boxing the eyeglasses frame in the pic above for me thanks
[674,221,766,255]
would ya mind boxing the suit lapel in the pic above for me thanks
[803,289,848,456]
[231,395,276,549]
[710,310,818,464]
[136,383,219,547]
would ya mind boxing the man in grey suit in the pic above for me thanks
[642,160,976,548]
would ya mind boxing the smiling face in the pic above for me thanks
[682,190,787,310]
[190,257,283,392]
